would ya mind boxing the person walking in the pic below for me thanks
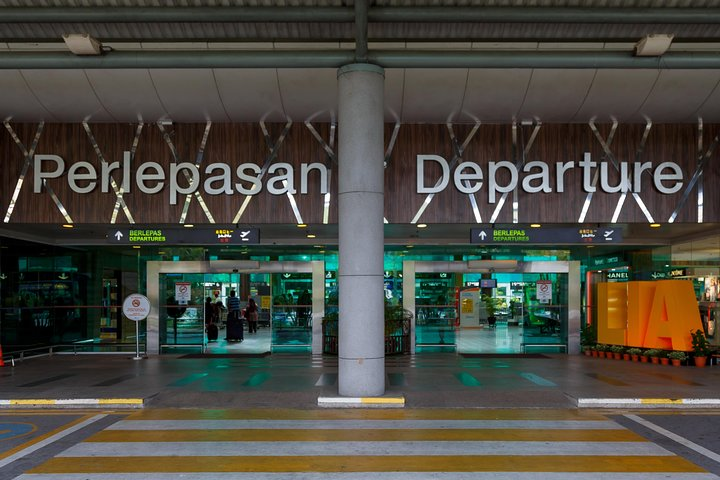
[246,297,259,334]
[225,290,243,342]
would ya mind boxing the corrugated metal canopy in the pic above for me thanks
[0,1,720,123]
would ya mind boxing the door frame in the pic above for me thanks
[403,260,581,354]
[146,260,325,355]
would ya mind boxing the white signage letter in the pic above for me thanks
[417,155,449,193]
[33,154,65,193]
[488,161,518,204]
[169,162,200,205]
[453,161,483,194]
[136,161,165,194]
[236,164,262,195]
[654,161,683,194]
[68,161,98,194]
[204,163,233,195]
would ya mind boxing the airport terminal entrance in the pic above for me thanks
[403,260,581,354]
[146,260,325,355]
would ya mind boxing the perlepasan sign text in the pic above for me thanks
[32,152,684,204]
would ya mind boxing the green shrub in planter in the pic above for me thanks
[627,348,643,356]
[668,351,688,361]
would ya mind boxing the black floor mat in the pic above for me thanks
[180,352,271,358]
[460,353,550,359]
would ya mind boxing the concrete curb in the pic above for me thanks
[318,395,405,408]
[577,397,720,409]
[0,398,144,409]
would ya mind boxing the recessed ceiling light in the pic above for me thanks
[417,223,427,228]
[650,223,661,228]
[307,234,316,238]
[132,246,141,249]
[184,224,194,228]
[530,223,541,228]
[62,224,74,228]
[297,224,307,228]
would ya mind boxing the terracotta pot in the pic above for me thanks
[651,357,659,364]
[584,350,591,356]
[599,351,606,358]
[695,356,708,368]
[640,356,649,363]
[671,359,682,367]
[613,352,622,360]
[631,354,639,362]
[623,353,630,361]
[660,357,669,366]
[591,350,598,357]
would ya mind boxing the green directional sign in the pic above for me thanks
[471,227,622,244]
[108,227,260,245]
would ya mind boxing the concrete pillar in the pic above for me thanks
[337,63,385,396]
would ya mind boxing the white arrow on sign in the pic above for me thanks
[114,231,123,241]
[479,231,487,240]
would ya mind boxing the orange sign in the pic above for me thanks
[597,280,703,351]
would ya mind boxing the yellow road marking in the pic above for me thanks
[30,455,706,474]
[88,428,646,443]
[125,408,608,421]
[98,399,143,405]
[641,399,684,405]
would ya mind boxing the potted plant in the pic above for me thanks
[645,349,662,364]
[668,351,687,367]
[659,350,670,365]
[627,347,642,362]
[610,345,625,360]
[596,344,608,358]
[691,329,713,367]
[639,349,650,363]
[482,294,501,328]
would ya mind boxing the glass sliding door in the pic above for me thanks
[270,273,312,352]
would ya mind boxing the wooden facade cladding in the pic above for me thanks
[2,122,718,225]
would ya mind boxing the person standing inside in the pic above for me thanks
[225,290,243,341]
[246,297,259,334]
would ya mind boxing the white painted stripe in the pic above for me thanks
[624,414,720,464]
[0,414,107,468]
[578,398,720,408]
[11,473,720,480]
[0,398,143,407]
[60,441,671,457]
[108,419,623,431]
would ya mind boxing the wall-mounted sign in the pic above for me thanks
[108,227,259,245]
[536,280,553,304]
[175,282,191,305]
[471,227,622,244]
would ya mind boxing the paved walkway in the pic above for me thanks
[0,352,719,409]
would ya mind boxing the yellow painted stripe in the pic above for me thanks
[360,397,404,404]
[0,414,95,461]
[10,400,57,405]
[125,408,608,421]
[641,399,684,405]
[29,455,706,474]
[87,428,647,443]
[98,399,144,405]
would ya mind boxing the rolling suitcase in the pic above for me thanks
[226,312,244,342]
[206,323,219,342]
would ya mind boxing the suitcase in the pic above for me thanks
[226,313,244,342]
[206,323,219,342]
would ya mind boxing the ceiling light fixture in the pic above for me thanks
[62,33,103,55]
[417,223,427,228]
[650,223,661,228]
[635,34,674,57]
[61,224,74,228]
[530,223,541,228]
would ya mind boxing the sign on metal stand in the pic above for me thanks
[122,293,151,360]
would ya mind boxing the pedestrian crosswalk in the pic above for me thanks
[15,409,717,479]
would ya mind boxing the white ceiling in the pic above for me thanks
[1,65,720,124]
